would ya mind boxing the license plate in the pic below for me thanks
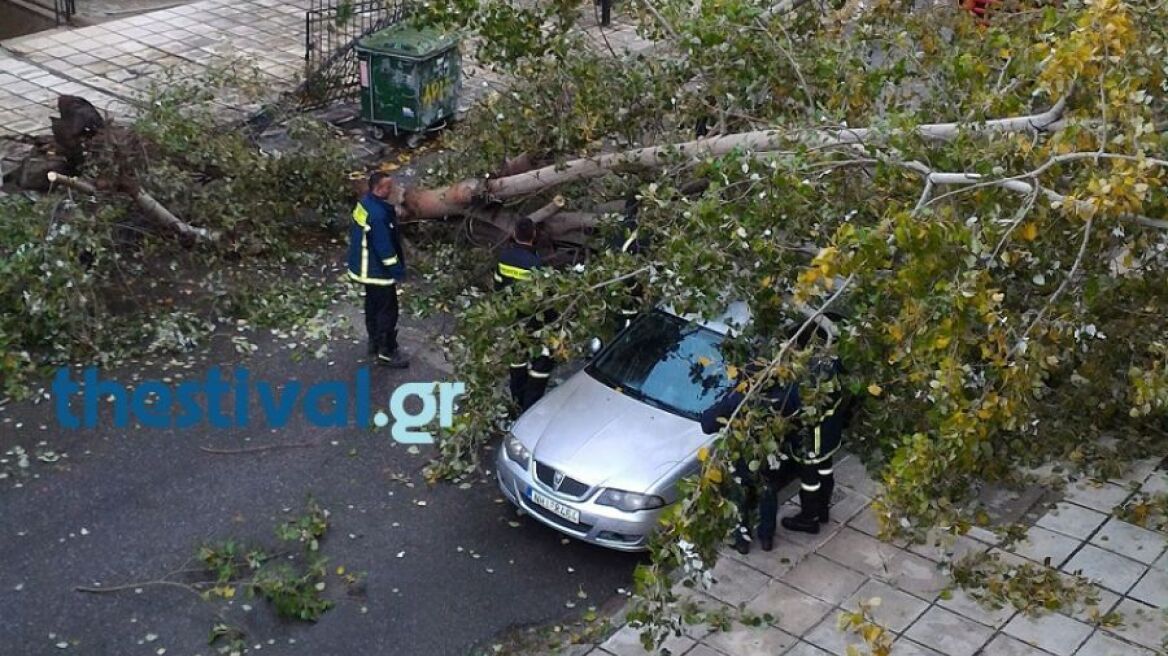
[528,487,581,524]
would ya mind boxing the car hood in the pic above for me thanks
[511,371,710,493]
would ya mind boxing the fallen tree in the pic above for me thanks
[410,0,1168,646]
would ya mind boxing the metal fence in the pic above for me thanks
[300,0,411,107]
[54,0,76,25]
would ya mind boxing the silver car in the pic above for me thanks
[496,304,749,551]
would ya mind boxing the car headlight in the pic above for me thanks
[504,433,531,469]
[596,488,666,512]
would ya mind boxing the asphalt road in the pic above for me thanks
[0,308,643,655]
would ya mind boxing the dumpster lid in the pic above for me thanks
[357,23,458,57]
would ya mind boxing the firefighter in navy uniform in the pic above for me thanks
[347,172,408,369]
[608,196,649,334]
[700,364,802,554]
[778,328,853,534]
[494,218,542,291]
[495,218,555,411]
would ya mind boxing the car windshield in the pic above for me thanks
[586,310,735,419]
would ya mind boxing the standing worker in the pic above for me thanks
[496,219,554,411]
[700,362,801,554]
[608,197,648,334]
[347,171,409,369]
[779,327,852,534]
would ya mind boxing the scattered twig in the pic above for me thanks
[199,442,321,455]
[76,579,206,595]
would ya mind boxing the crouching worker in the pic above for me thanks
[700,366,801,554]
[496,218,555,412]
[347,171,408,368]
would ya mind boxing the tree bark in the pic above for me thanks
[528,195,566,222]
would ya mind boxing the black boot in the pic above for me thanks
[781,488,823,534]
[733,527,751,555]
[367,339,379,356]
[377,349,410,369]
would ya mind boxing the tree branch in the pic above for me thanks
[47,172,220,242]
[1009,217,1095,358]
[896,154,1168,230]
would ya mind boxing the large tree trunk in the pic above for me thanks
[401,100,1068,220]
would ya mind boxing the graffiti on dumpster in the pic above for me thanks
[420,77,452,105]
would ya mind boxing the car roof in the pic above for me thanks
[662,300,752,336]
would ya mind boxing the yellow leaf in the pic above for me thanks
[221,586,236,599]
[726,365,739,380]
[1020,222,1039,241]
[704,466,723,485]
[934,335,951,349]
[861,624,885,643]
[336,566,346,575]
[697,447,709,462]
[697,356,712,367]
[867,384,883,397]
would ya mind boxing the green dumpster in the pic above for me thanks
[356,23,461,142]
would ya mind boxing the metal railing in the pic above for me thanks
[54,0,76,26]
[300,0,411,107]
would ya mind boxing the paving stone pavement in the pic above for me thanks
[1,0,308,137]
[575,455,1168,656]
[0,2,652,140]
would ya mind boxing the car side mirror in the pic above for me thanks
[588,337,603,357]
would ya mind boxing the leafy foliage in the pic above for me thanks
[0,196,119,398]
[417,0,1168,644]
[0,65,356,400]
[196,499,337,622]
[838,598,895,656]
[1115,491,1168,533]
[949,550,1101,616]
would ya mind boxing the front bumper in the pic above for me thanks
[495,449,662,552]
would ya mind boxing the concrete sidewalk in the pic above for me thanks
[579,455,1168,656]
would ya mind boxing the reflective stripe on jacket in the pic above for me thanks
[494,243,541,290]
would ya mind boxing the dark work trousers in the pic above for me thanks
[364,284,399,355]
[508,352,555,412]
[771,455,835,523]
[729,460,780,540]
[521,354,555,411]
[734,455,834,540]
